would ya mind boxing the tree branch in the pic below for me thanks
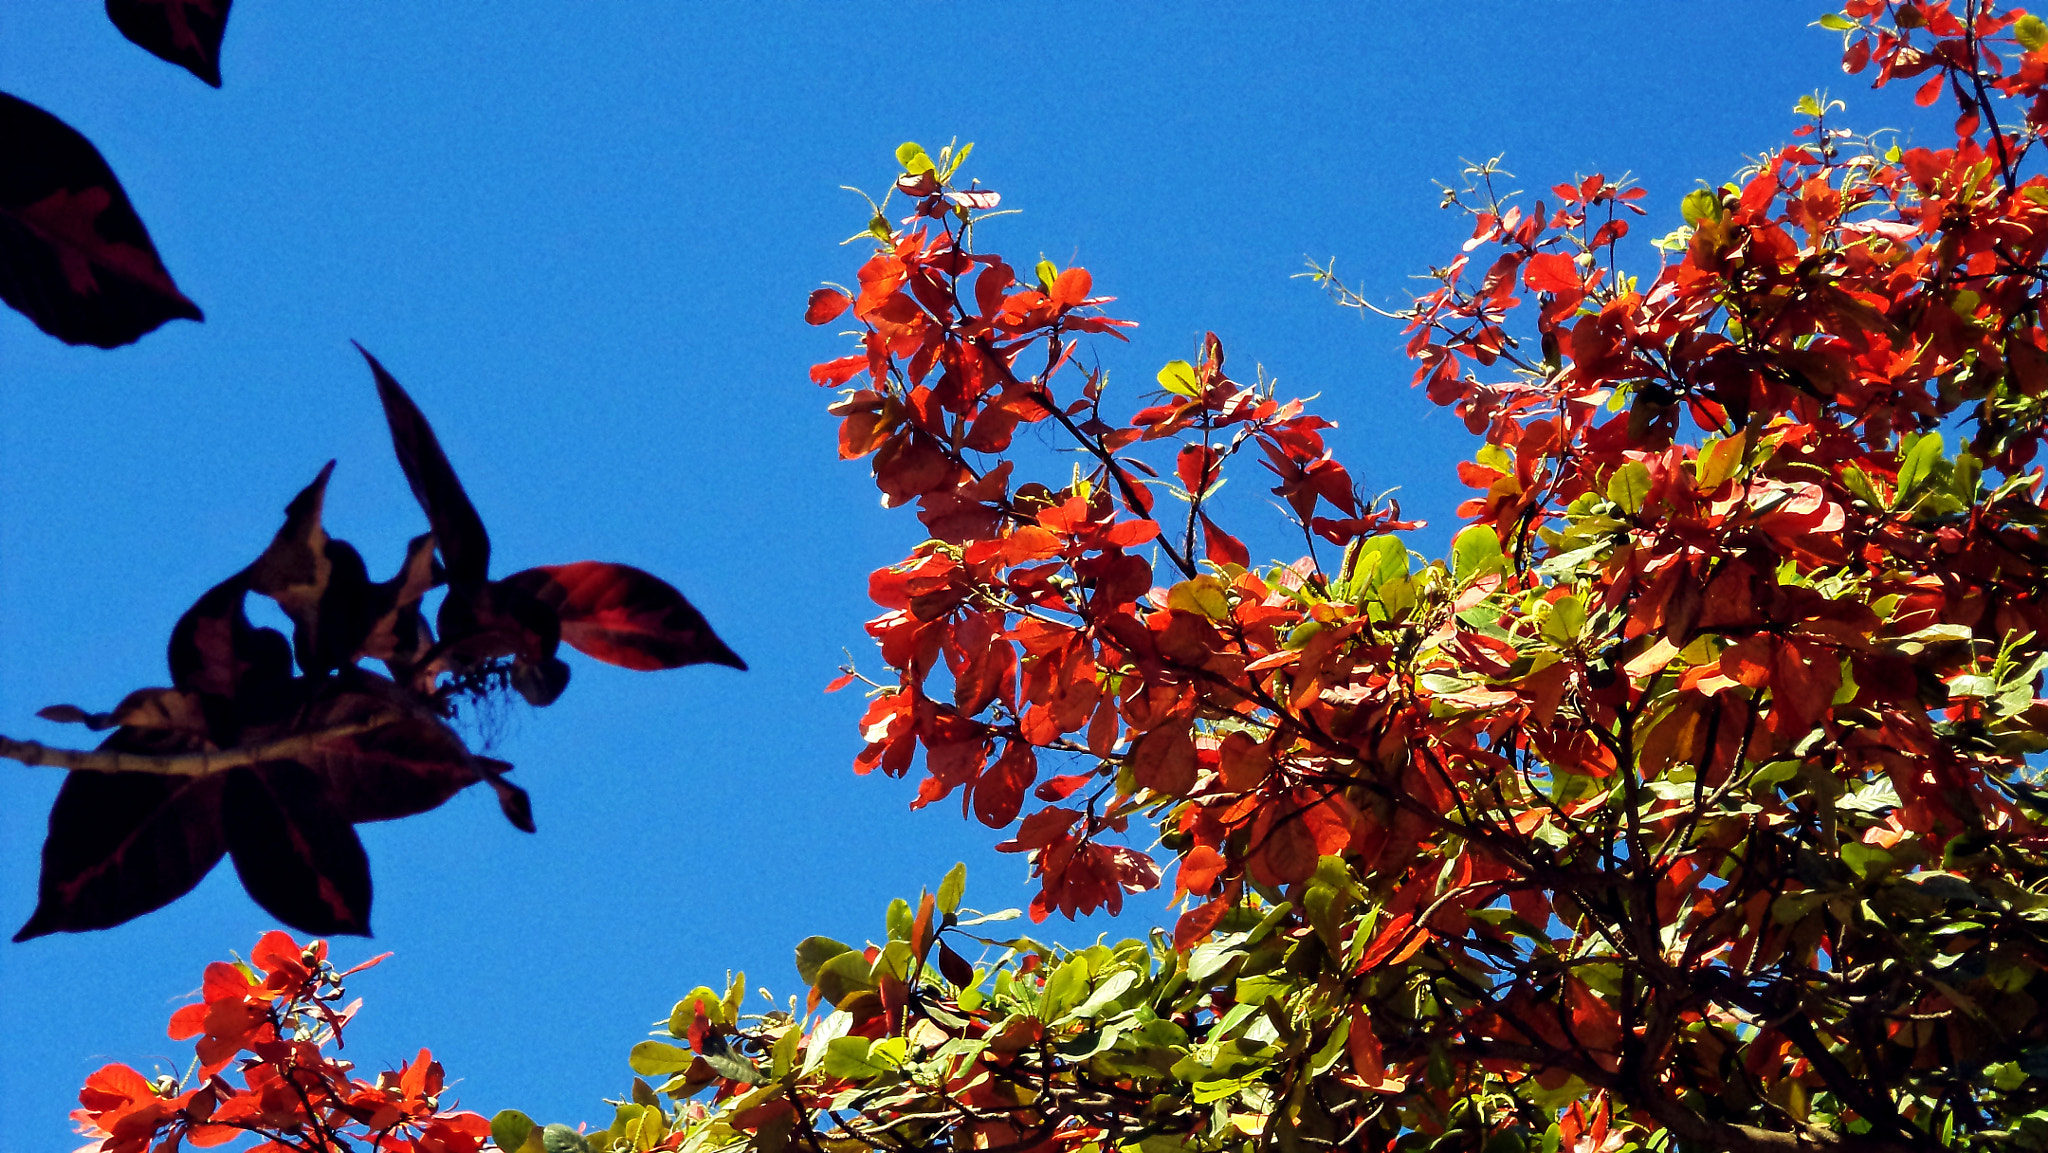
[0,720,390,777]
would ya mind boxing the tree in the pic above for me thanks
[70,930,499,1153]
[67,1,2048,1152]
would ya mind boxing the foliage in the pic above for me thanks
[70,930,496,1153]
[6,348,742,940]
[474,4,2048,1153]
[2,1,231,346]
[66,2,2048,1153]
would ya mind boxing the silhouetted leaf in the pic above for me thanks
[357,345,491,591]
[223,761,372,936]
[279,682,485,824]
[250,462,339,666]
[0,93,203,347]
[502,561,745,671]
[510,654,570,706]
[38,688,207,737]
[167,571,297,736]
[14,767,228,940]
[360,533,441,672]
[430,577,568,703]
[105,0,233,87]
[480,764,535,833]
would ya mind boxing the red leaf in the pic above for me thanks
[1177,845,1226,895]
[1172,895,1231,949]
[972,740,1036,828]
[806,288,852,325]
[1200,514,1249,567]
[825,673,855,693]
[0,94,203,347]
[1523,252,1583,295]
[1034,772,1094,802]
[1129,727,1197,795]
[501,561,744,671]
[1916,73,1945,106]
[1050,267,1093,310]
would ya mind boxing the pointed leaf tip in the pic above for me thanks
[105,0,234,87]
[355,344,491,591]
[500,562,744,672]
[0,94,204,347]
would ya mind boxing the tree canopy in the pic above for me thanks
[47,2,2048,1153]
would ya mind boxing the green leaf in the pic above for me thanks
[492,1110,538,1153]
[800,1010,853,1076]
[1795,93,1823,117]
[1896,431,1944,504]
[938,862,967,915]
[1543,594,1586,645]
[1680,188,1721,227]
[543,1125,592,1153]
[795,936,853,984]
[821,1035,896,1080]
[886,897,913,941]
[1819,13,1856,31]
[697,1032,762,1084]
[668,986,724,1035]
[1039,956,1091,1021]
[895,142,934,175]
[2020,13,2048,50]
[1352,535,1409,592]
[816,949,878,1007]
[939,141,974,181]
[771,1024,800,1079]
[1035,260,1059,293]
[1452,524,1505,584]
[1072,968,1140,1018]
[1156,360,1201,398]
[629,1041,696,1077]
[1606,461,1651,514]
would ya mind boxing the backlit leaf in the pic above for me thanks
[500,561,744,671]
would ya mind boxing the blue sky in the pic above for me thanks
[1,3,1877,1145]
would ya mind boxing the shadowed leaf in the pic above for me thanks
[278,682,485,825]
[502,561,745,671]
[360,533,441,673]
[105,0,233,87]
[0,93,203,347]
[223,761,372,936]
[38,688,207,736]
[14,766,227,940]
[167,572,297,735]
[357,345,491,591]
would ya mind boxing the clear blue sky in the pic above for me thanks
[1,3,1886,1145]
